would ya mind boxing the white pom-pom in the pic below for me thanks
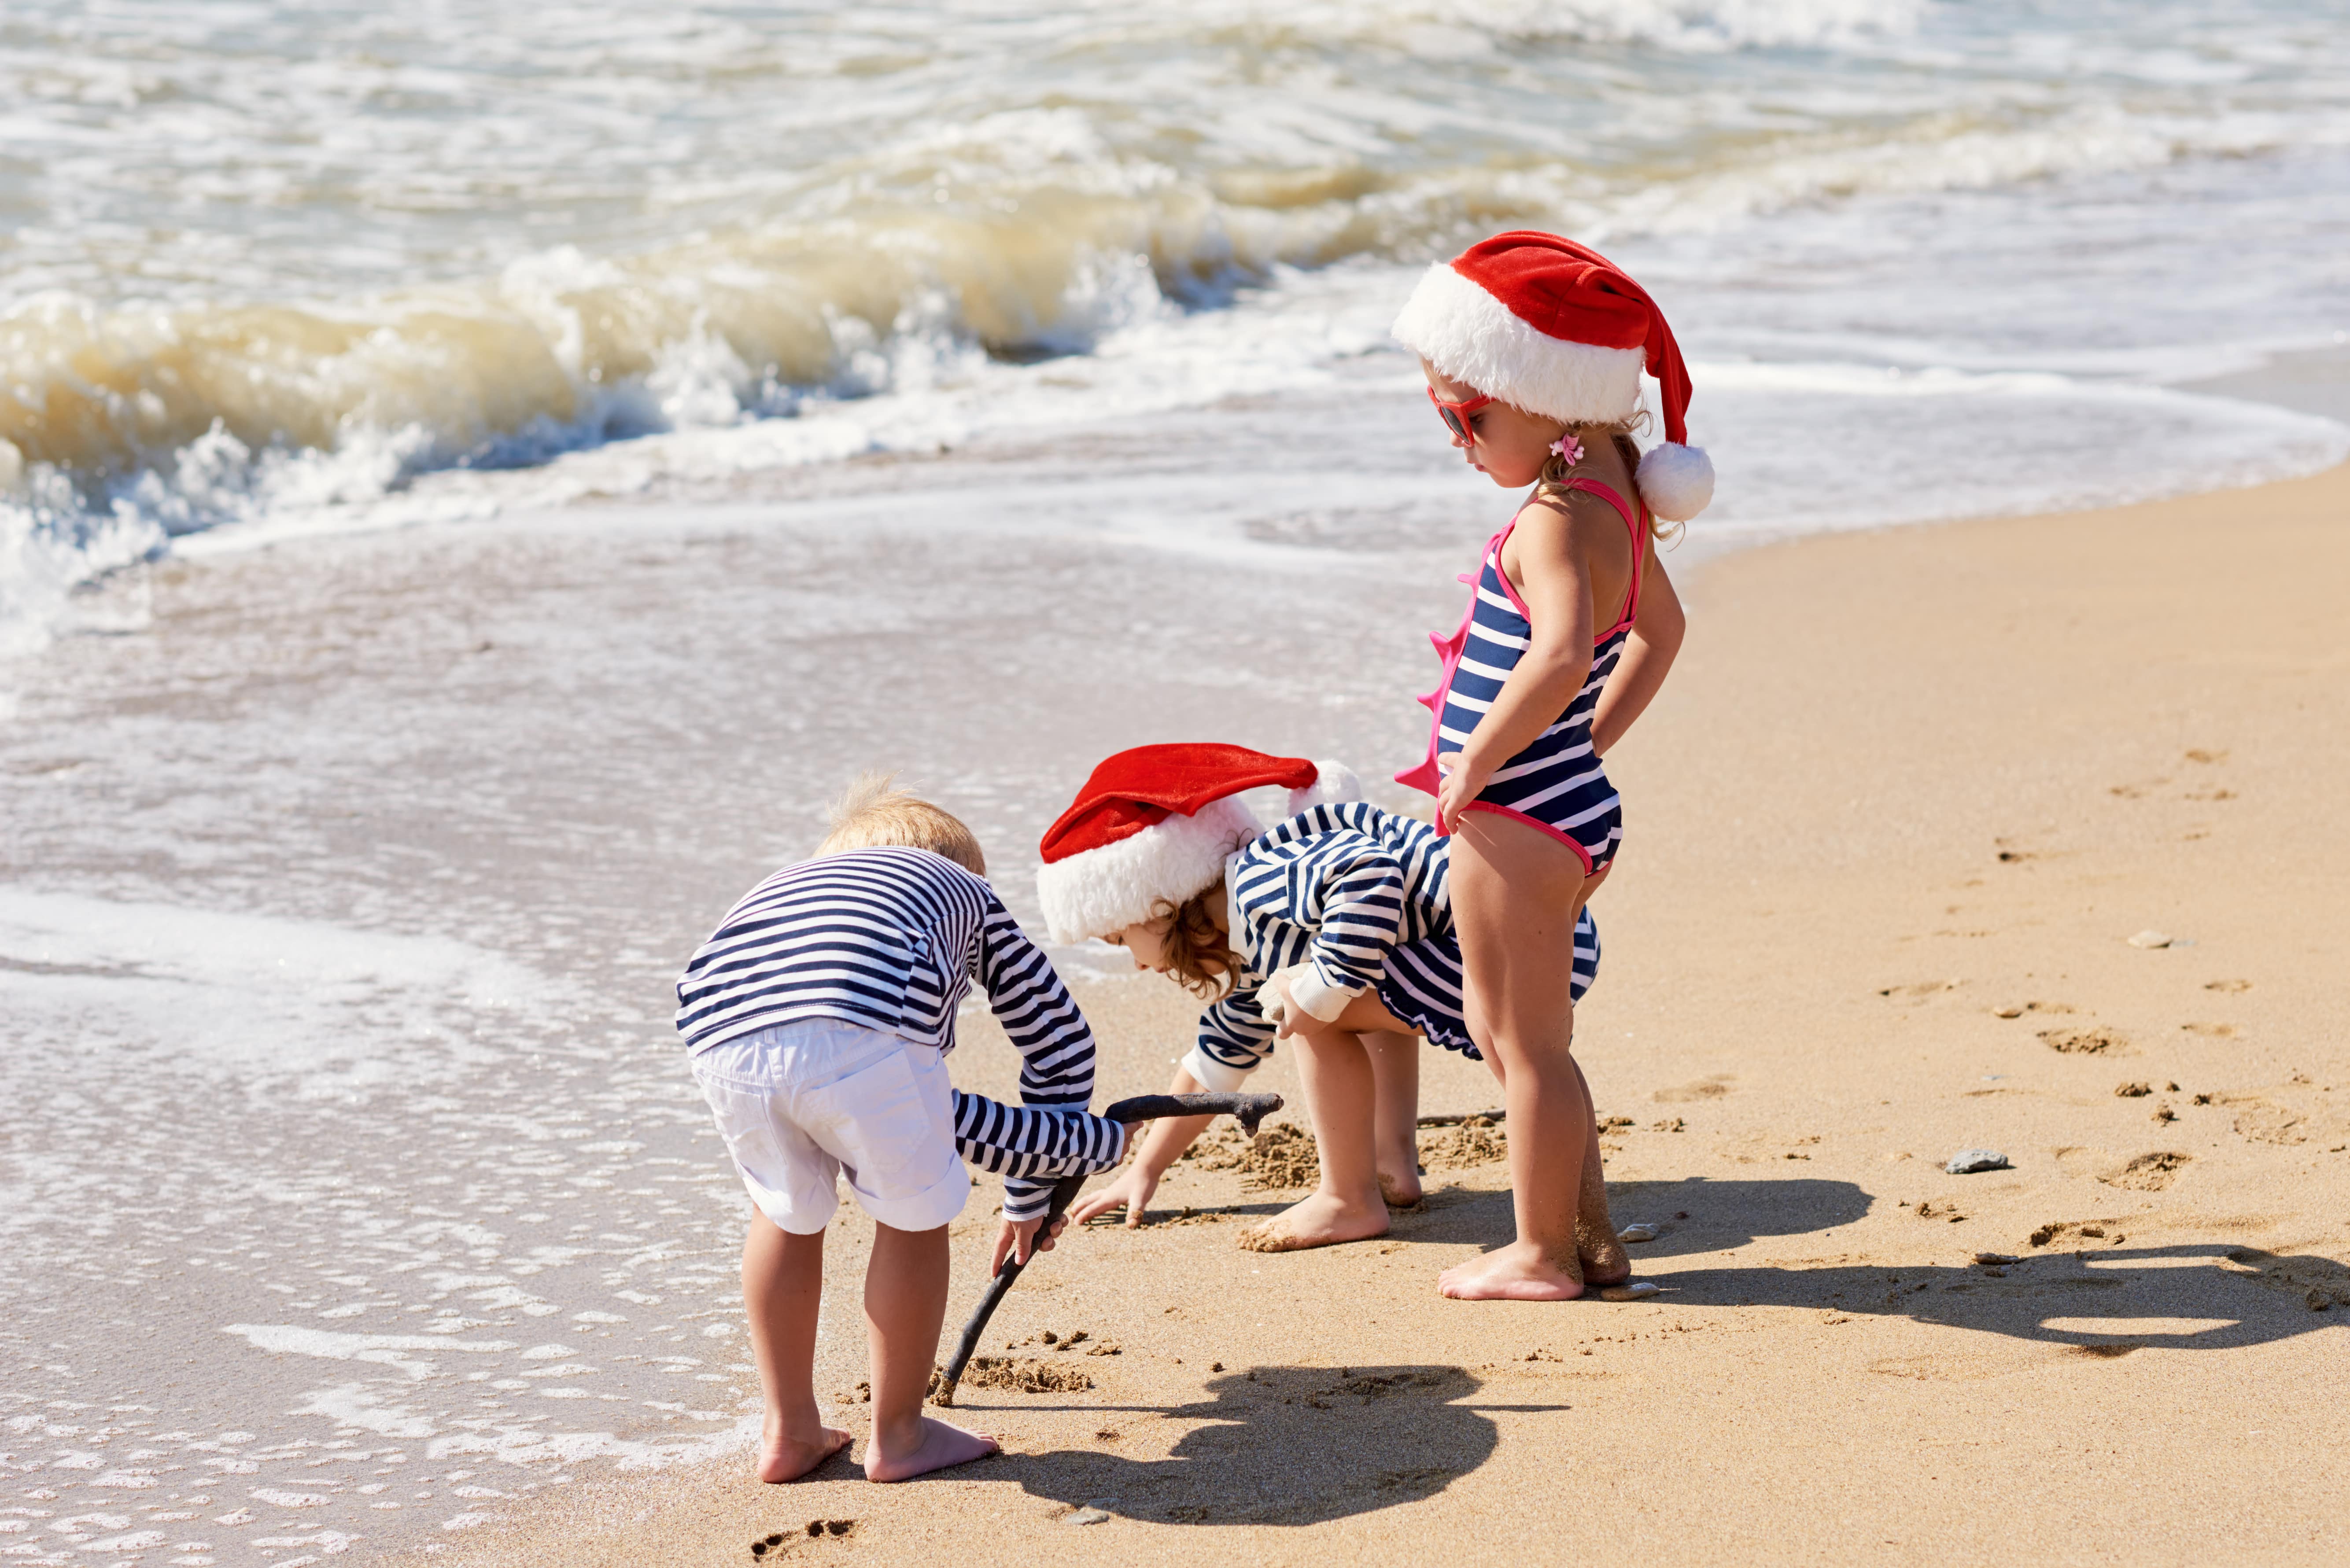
[1287,760,1363,814]
[1635,442,1715,522]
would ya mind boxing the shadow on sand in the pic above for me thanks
[953,1364,1535,1525]
[1386,1176,2345,1351]
[1657,1242,2349,1352]
[1393,1172,1875,1255]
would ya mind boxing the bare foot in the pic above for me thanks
[1439,1240,1585,1301]
[758,1425,852,1483]
[1237,1190,1389,1253]
[863,1416,1000,1483]
[1577,1215,1630,1286]
[1379,1168,1424,1209]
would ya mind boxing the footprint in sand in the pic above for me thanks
[1877,979,1961,1001]
[1653,1074,1734,1104]
[753,1520,856,1557]
[2099,1152,2190,1191]
[2225,1099,2308,1146]
[2041,1026,2130,1056]
[2029,1219,2127,1247]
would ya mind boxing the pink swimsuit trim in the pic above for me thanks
[1397,476,1650,871]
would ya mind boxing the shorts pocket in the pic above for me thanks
[695,1071,793,1185]
[801,1048,939,1189]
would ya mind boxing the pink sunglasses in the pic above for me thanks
[1426,385,1494,444]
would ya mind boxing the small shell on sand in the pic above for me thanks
[1064,1506,1112,1526]
[1617,1222,1660,1243]
[2127,930,2173,949]
[1944,1148,2011,1174]
[1599,1282,1660,1302]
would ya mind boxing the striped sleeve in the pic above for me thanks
[951,1090,1128,1223]
[1184,987,1276,1091]
[969,888,1101,1218]
[1283,828,1407,1021]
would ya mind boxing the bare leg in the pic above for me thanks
[1363,1029,1425,1207]
[1476,1045,1624,1281]
[860,1222,999,1482]
[1439,812,1595,1301]
[741,1215,851,1482]
[1572,1058,1629,1284]
[1238,1013,1391,1253]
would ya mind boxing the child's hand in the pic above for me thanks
[1066,1165,1160,1230]
[1262,968,1302,1038]
[991,1212,1068,1275]
[1433,751,1490,833]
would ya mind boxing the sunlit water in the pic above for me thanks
[5,0,2349,649]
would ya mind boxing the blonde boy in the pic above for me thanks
[675,777,1121,1482]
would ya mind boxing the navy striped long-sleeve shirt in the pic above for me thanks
[675,847,1101,1219]
[1192,802,1450,1082]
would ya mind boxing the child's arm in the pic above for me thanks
[1589,543,1685,757]
[1266,830,1408,1024]
[1066,991,1275,1229]
[1434,498,1599,832]
[1064,1065,1217,1229]
[970,890,1101,1238]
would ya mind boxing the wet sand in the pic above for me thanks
[405,466,2350,1565]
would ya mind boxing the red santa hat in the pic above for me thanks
[1036,743,1362,944]
[1391,229,1714,522]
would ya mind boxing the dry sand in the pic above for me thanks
[410,467,2350,1566]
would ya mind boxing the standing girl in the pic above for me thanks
[1391,232,1707,1299]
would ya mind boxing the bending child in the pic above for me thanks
[674,777,1127,1483]
[1391,231,1698,1299]
[1037,744,1620,1276]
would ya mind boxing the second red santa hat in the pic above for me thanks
[1391,229,1715,521]
[1036,743,1360,944]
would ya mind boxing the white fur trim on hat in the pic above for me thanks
[1391,261,1645,426]
[1286,759,1363,815]
[1635,442,1715,523]
[1036,795,1260,945]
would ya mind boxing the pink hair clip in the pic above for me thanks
[1549,434,1583,465]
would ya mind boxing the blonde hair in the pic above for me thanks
[1152,888,1243,1000]
[1535,411,1681,545]
[816,771,986,876]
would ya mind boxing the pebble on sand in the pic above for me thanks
[1944,1149,2011,1174]
[2126,930,2173,949]
[1599,1282,1662,1302]
[1617,1222,1661,1243]
[1064,1506,1113,1526]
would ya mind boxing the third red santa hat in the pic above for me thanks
[1391,229,1714,521]
[1036,743,1361,945]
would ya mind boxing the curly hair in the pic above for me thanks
[1153,888,1243,999]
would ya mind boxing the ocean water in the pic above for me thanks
[5,0,2350,651]
[4,5,2350,1565]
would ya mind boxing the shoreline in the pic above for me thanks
[402,464,2350,1566]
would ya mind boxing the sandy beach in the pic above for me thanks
[389,465,2350,1566]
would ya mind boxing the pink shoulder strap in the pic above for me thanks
[1550,477,1647,639]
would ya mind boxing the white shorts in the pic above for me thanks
[689,1017,969,1235]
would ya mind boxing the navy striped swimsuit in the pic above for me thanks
[1399,477,1649,875]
